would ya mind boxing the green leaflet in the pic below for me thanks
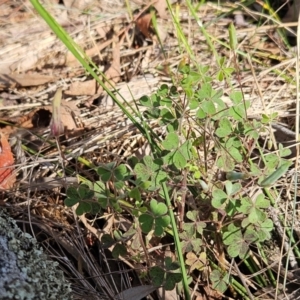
[260,161,292,187]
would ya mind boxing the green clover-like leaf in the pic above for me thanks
[197,82,212,99]
[157,84,169,97]
[139,214,154,233]
[129,187,141,202]
[66,186,79,200]
[149,266,164,286]
[202,100,216,115]
[186,210,197,221]
[114,164,128,180]
[255,194,270,208]
[112,243,127,258]
[173,149,187,169]
[154,215,170,236]
[97,169,111,181]
[210,270,229,294]
[229,91,243,105]
[165,258,180,271]
[151,169,168,187]
[223,224,241,245]
[215,118,232,137]
[278,143,291,157]
[98,196,108,208]
[212,188,228,209]
[165,272,182,290]
[134,163,151,181]
[64,196,79,207]
[162,132,179,150]
[238,197,252,214]
[191,239,203,253]
[182,223,195,237]
[229,104,247,120]
[161,97,172,108]
[150,199,168,216]
[139,95,153,107]
[196,107,206,119]
[227,239,248,258]
[76,201,91,215]
[77,184,94,199]
[93,181,106,198]
[171,141,192,170]
[223,224,257,258]
[225,181,241,196]
[248,207,266,223]
[134,156,160,182]
[101,234,115,248]
[217,151,234,171]
[90,202,102,214]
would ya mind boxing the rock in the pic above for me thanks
[0,210,72,300]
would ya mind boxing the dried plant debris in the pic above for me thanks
[0,210,72,300]
[0,1,300,299]
[0,133,15,189]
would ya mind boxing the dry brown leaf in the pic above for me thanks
[85,93,102,107]
[0,98,80,139]
[0,73,56,89]
[5,11,32,24]
[8,54,40,74]
[202,284,222,300]
[0,6,11,17]
[66,45,104,68]
[101,74,158,107]
[249,36,280,56]
[65,80,96,96]
[248,35,270,53]
[63,0,91,10]
[0,133,15,189]
[136,13,152,39]
[95,25,110,39]
[106,63,120,84]
[154,0,168,19]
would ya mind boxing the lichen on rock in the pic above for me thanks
[0,210,72,300]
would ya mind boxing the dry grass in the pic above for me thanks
[1,0,300,299]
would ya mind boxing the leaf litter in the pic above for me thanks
[0,0,300,299]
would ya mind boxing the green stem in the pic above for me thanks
[255,244,276,287]
[210,260,251,300]
[265,188,300,260]
[161,182,190,300]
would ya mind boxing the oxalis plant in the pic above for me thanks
[64,61,292,298]
[31,1,294,298]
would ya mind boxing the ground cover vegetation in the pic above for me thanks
[1,0,300,299]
